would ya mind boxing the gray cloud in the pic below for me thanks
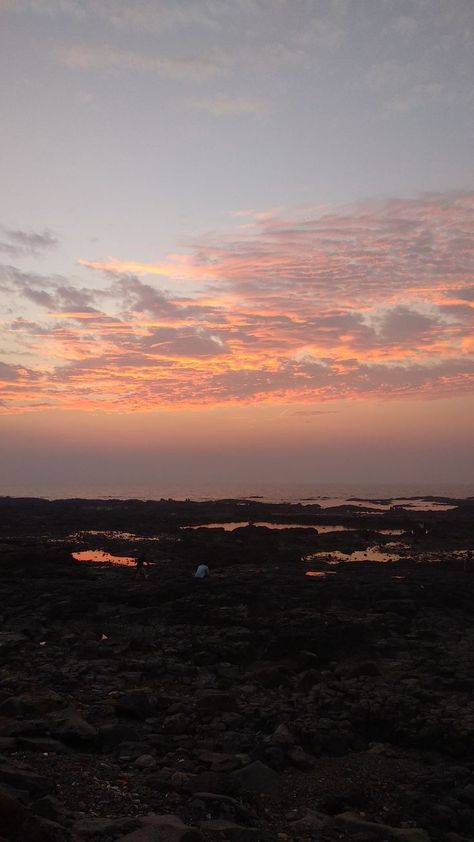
[0,227,58,257]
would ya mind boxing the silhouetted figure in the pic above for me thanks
[194,563,209,579]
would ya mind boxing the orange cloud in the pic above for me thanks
[1,192,473,413]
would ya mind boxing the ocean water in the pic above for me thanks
[0,481,472,503]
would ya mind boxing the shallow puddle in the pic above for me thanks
[183,522,351,532]
[72,550,136,566]
[378,529,406,536]
[69,530,161,541]
[304,545,403,563]
[315,497,456,512]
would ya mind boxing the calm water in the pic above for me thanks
[1,481,472,503]
[182,522,352,532]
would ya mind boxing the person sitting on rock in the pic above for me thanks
[194,563,209,578]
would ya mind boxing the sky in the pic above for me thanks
[0,0,473,496]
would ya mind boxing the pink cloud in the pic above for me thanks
[1,192,473,412]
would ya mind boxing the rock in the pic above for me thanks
[262,744,286,771]
[199,820,273,841]
[198,751,243,772]
[134,754,157,769]
[0,784,28,837]
[162,714,189,734]
[230,761,280,795]
[334,812,431,842]
[287,746,315,770]
[0,632,28,656]
[189,793,256,824]
[32,796,65,822]
[0,763,50,796]
[48,709,98,744]
[270,724,294,747]
[189,771,239,796]
[195,692,236,714]
[99,721,140,748]
[288,809,331,832]
[116,813,203,841]
[17,737,70,754]
[72,815,139,838]
[115,689,155,718]
[18,814,73,841]
[0,689,65,717]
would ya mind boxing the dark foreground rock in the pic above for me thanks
[0,495,474,840]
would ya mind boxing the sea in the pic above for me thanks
[0,481,472,504]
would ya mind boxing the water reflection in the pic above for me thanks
[69,530,161,541]
[316,497,456,512]
[72,550,136,566]
[183,522,351,532]
[304,545,403,563]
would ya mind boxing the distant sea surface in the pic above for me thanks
[0,482,473,503]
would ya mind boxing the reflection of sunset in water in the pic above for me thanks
[72,550,136,566]
[183,522,351,532]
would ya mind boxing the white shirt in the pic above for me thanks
[195,564,209,578]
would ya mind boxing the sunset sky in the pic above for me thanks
[1,0,473,495]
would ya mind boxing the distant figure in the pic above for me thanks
[135,552,147,578]
[464,550,473,572]
[194,564,209,579]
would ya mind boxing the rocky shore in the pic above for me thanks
[0,495,474,842]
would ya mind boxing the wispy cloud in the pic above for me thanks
[55,44,230,81]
